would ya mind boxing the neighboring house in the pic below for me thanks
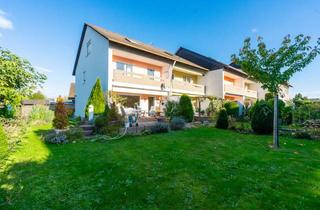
[176,47,260,104]
[68,82,75,103]
[176,47,290,103]
[73,23,208,117]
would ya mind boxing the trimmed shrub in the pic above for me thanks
[85,78,105,118]
[150,123,169,134]
[178,94,194,122]
[223,101,239,118]
[251,101,273,134]
[165,100,179,120]
[216,108,229,129]
[53,97,69,129]
[170,117,185,131]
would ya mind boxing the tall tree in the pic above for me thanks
[232,35,320,148]
[85,78,105,118]
[0,48,46,108]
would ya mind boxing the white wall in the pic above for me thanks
[199,69,224,98]
[75,27,109,117]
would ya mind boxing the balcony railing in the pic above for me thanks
[172,80,205,95]
[113,70,164,87]
[224,84,257,98]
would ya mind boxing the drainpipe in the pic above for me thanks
[168,61,176,99]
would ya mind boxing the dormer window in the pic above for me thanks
[86,39,92,57]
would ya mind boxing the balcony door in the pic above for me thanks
[148,97,155,113]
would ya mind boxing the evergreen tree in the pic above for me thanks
[85,78,105,118]
[53,97,69,129]
[178,94,194,122]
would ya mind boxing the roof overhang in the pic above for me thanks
[72,23,208,76]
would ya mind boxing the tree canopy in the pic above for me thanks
[0,48,47,106]
[29,91,46,100]
[231,35,320,95]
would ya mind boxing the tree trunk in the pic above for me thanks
[273,94,279,148]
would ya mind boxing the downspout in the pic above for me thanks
[168,60,176,99]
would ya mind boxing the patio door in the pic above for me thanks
[148,97,155,112]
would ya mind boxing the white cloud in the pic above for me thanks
[0,9,13,30]
[35,66,53,73]
[251,28,258,33]
[0,32,2,38]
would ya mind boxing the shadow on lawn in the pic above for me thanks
[0,126,320,209]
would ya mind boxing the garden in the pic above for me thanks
[1,34,320,209]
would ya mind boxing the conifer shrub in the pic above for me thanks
[53,97,69,129]
[251,101,273,134]
[223,101,239,117]
[216,108,229,129]
[170,116,185,130]
[85,78,105,118]
[178,94,194,122]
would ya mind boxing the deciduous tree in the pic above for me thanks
[232,35,320,148]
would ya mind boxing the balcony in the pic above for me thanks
[113,70,164,88]
[224,84,257,98]
[172,80,205,95]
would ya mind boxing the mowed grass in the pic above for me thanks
[0,125,320,209]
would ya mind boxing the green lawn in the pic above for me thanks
[1,125,319,209]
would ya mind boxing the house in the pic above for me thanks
[176,47,260,104]
[68,82,75,102]
[72,24,208,117]
[176,47,290,103]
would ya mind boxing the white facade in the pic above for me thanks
[74,27,109,117]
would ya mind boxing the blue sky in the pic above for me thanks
[0,0,319,98]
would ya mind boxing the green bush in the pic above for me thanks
[170,117,185,131]
[94,114,107,134]
[29,105,54,123]
[178,94,194,122]
[94,103,123,136]
[165,100,179,120]
[0,124,8,161]
[293,102,320,123]
[282,106,293,125]
[85,78,105,118]
[251,101,273,134]
[150,122,169,134]
[216,108,229,129]
[223,101,239,118]
[265,93,274,101]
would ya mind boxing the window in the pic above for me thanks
[86,40,92,57]
[115,62,133,74]
[147,69,155,79]
[183,75,192,83]
[116,62,125,71]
